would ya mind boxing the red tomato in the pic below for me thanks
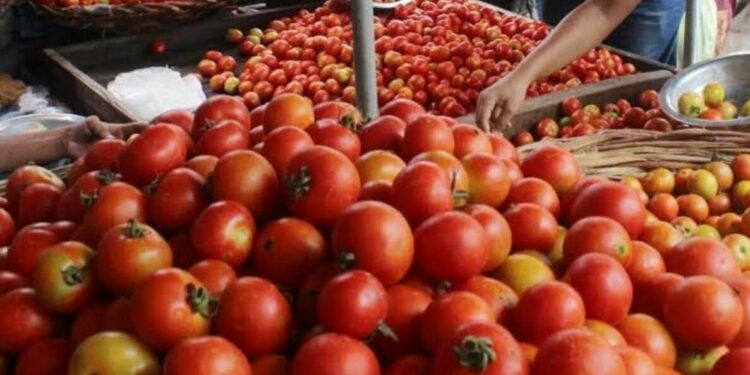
[391,161,453,227]
[617,314,677,368]
[250,104,267,129]
[307,118,362,162]
[414,211,488,282]
[56,170,120,223]
[371,285,432,361]
[385,355,430,375]
[0,208,16,247]
[215,277,293,358]
[313,101,360,122]
[627,241,666,285]
[187,260,236,296]
[400,115,455,161]
[571,181,647,238]
[331,201,413,285]
[317,270,388,339]
[565,253,633,325]
[119,123,188,186]
[32,241,96,314]
[532,328,626,375]
[711,348,750,375]
[563,216,633,266]
[295,264,340,327]
[5,165,65,215]
[102,297,134,333]
[264,93,315,133]
[507,177,560,217]
[504,203,558,252]
[453,275,518,325]
[663,275,742,349]
[464,204,513,272]
[462,153,512,208]
[190,201,255,269]
[211,150,280,220]
[0,288,55,353]
[96,219,172,296]
[184,155,218,179]
[15,339,72,375]
[511,281,586,345]
[380,98,426,124]
[292,333,380,375]
[251,218,326,288]
[193,95,252,139]
[419,291,495,352]
[194,120,250,157]
[562,97,582,116]
[153,109,194,135]
[616,346,658,375]
[431,322,528,375]
[83,138,126,172]
[284,146,361,226]
[631,272,683,321]
[624,107,647,128]
[561,176,608,218]
[0,270,27,294]
[359,115,407,153]
[163,336,251,375]
[665,237,741,281]
[521,145,581,195]
[488,133,520,163]
[168,232,199,269]
[147,167,208,233]
[130,268,212,351]
[7,228,59,278]
[261,126,314,175]
[452,124,492,158]
[70,303,107,346]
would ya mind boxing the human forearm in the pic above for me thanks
[0,127,73,172]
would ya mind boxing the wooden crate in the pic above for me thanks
[457,70,674,135]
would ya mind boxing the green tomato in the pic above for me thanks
[679,92,706,118]
[702,82,726,108]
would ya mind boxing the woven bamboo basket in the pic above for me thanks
[517,128,750,180]
[29,0,227,33]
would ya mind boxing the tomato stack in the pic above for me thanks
[2,94,750,375]
[196,0,636,117]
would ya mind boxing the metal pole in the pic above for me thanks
[682,0,700,68]
[351,0,379,120]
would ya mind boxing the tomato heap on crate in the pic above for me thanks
[514,89,677,145]
[196,0,636,117]
[5,94,750,375]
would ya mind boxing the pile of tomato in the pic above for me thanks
[196,0,636,117]
[2,93,750,375]
[513,89,677,145]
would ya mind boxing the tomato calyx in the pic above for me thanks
[436,280,453,294]
[61,265,88,286]
[365,321,399,343]
[340,114,363,132]
[453,335,497,372]
[95,169,119,185]
[185,283,219,319]
[337,251,356,270]
[123,219,148,239]
[143,176,162,196]
[450,168,469,209]
[80,191,99,208]
[286,166,312,200]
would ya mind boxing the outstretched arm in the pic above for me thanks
[476,0,642,131]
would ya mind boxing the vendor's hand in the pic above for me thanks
[67,116,116,158]
[475,74,530,132]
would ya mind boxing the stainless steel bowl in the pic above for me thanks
[0,113,85,137]
[660,53,750,128]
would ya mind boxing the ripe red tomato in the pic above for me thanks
[385,355,430,375]
[414,211,488,282]
[163,336,251,375]
[563,216,633,266]
[571,181,647,238]
[400,115,455,161]
[711,348,750,375]
[7,228,59,278]
[464,204,513,273]
[70,303,107,346]
[32,241,96,314]
[295,263,339,327]
[504,203,558,252]
[462,153,512,208]
[190,201,255,269]
[0,270,27,294]
[663,275,742,349]
[332,201,413,286]
[521,145,581,195]
[194,120,250,157]
[83,138,126,172]
[565,253,633,325]
[119,123,188,186]
[261,126,314,175]
[624,107,646,128]
[562,97,582,116]
[153,109,194,135]
[511,281,586,345]
[380,98,426,125]
[130,268,212,351]
[617,314,677,368]
[17,183,63,226]
[284,145,361,226]
[211,150,280,220]
[193,95,252,139]
[317,270,388,339]
[5,165,66,215]
[292,333,380,375]
[666,237,740,281]
[187,260,236,296]
[615,346,657,375]
[307,118,362,162]
[0,208,15,247]
[96,219,172,296]
[264,93,315,133]
[147,167,208,233]
[359,115,407,153]
[184,155,218,179]
[700,109,724,121]
[532,328,626,375]
[215,277,293,358]
[627,241,666,285]
[251,218,326,288]
[371,285,432,361]
[313,101,360,122]
[431,322,528,375]
[55,170,120,223]
[507,177,560,217]
[453,275,518,325]
[15,338,72,375]
[67,332,159,375]
[0,288,55,353]
[419,291,495,352]
[488,133,520,163]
